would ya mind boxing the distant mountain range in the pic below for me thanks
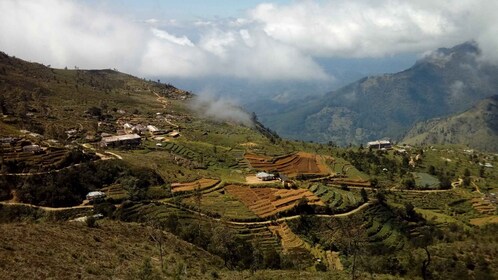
[403,95,498,151]
[253,42,498,148]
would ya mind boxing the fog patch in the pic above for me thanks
[449,80,466,99]
[188,92,253,126]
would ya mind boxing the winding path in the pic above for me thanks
[0,201,92,211]
[161,201,372,226]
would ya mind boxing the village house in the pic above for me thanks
[100,134,141,148]
[22,144,42,153]
[168,131,180,138]
[86,191,106,202]
[367,140,392,150]
[256,172,275,181]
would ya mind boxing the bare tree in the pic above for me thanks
[147,224,165,271]
[326,215,368,280]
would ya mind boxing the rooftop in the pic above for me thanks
[102,134,141,143]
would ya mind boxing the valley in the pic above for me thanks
[0,52,497,279]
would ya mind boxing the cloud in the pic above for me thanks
[249,0,498,59]
[188,91,253,126]
[0,0,146,72]
[2,0,498,82]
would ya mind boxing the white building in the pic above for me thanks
[256,172,275,181]
[367,140,392,149]
[86,191,106,201]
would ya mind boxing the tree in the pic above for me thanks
[147,224,165,271]
[402,178,416,189]
[326,215,368,280]
[411,225,440,280]
[360,188,369,202]
[375,190,387,206]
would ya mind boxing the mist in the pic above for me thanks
[188,92,253,126]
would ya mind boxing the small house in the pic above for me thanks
[22,144,42,153]
[132,124,148,135]
[147,125,159,133]
[256,172,275,181]
[86,191,106,202]
[168,131,180,138]
[100,134,141,148]
[367,140,392,150]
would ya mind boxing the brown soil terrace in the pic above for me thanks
[171,178,220,193]
[225,185,324,218]
[244,152,330,177]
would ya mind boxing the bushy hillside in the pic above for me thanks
[403,95,498,152]
[258,42,498,146]
[1,51,498,280]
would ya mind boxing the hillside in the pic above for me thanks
[403,95,498,151]
[1,51,498,280]
[256,42,498,146]
[0,219,226,280]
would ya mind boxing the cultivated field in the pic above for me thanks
[171,178,220,193]
[245,152,330,177]
[182,191,258,220]
[268,221,306,251]
[308,184,363,212]
[471,197,497,215]
[225,185,324,218]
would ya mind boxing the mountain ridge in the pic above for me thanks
[255,41,498,146]
[403,95,498,152]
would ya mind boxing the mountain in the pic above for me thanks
[256,42,498,146]
[403,95,498,152]
[1,51,498,280]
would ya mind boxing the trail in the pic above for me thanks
[472,179,482,194]
[154,92,179,128]
[161,201,371,226]
[0,201,92,211]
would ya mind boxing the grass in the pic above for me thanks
[412,172,440,189]
[182,191,258,220]
[0,220,226,280]
[331,156,369,180]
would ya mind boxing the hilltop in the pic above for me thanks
[403,95,498,152]
[0,52,497,280]
[255,42,498,146]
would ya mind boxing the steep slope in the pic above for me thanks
[260,42,498,145]
[0,220,225,280]
[403,95,498,152]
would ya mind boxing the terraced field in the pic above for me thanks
[160,142,206,163]
[245,152,330,177]
[100,184,128,201]
[308,184,363,212]
[117,202,282,252]
[182,191,258,220]
[268,221,306,251]
[171,178,220,193]
[388,190,467,211]
[326,178,371,187]
[0,143,94,173]
[363,205,406,251]
[471,197,497,215]
[225,185,324,218]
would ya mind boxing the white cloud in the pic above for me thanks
[249,0,476,58]
[0,0,146,72]
[1,0,498,82]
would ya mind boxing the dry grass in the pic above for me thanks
[469,215,498,226]
[0,220,224,279]
[171,178,220,193]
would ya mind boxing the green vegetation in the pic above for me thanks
[1,51,497,279]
